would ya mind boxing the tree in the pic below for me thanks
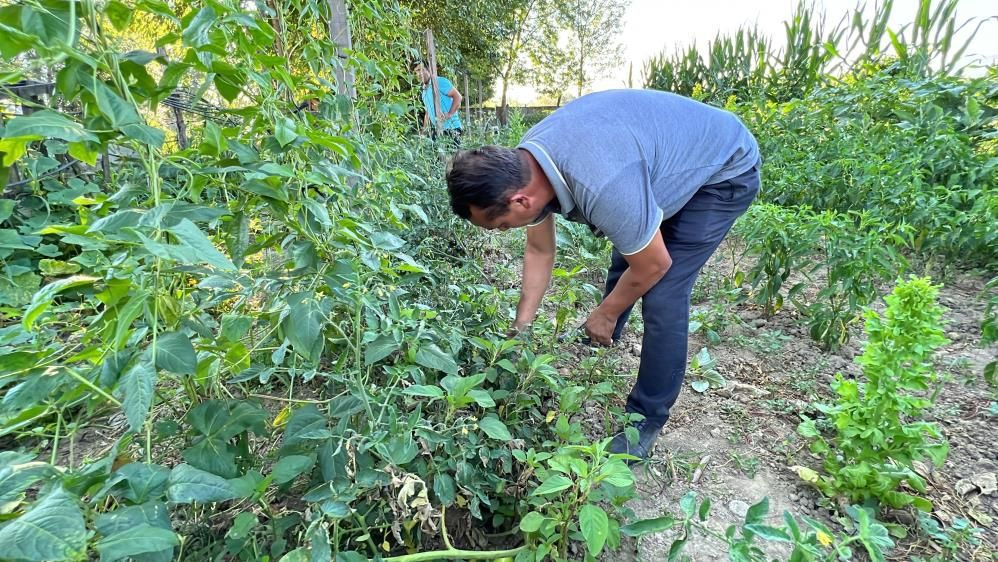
[532,0,628,99]
[401,1,520,86]
[494,0,540,123]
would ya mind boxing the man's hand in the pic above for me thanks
[436,111,446,124]
[584,309,617,346]
[506,322,529,339]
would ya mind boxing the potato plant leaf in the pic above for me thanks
[415,343,458,375]
[2,110,98,143]
[154,331,197,374]
[22,275,98,330]
[0,486,86,561]
[95,523,179,562]
[117,356,157,432]
[478,415,512,441]
[166,464,238,503]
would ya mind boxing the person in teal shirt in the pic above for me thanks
[413,62,464,144]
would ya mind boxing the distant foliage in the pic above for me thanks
[644,0,988,104]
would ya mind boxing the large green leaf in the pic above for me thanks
[18,1,75,49]
[94,501,171,538]
[272,455,315,485]
[166,464,238,503]
[121,123,165,148]
[96,524,179,562]
[0,460,58,508]
[519,511,545,533]
[0,137,29,166]
[0,486,86,561]
[598,459,635,488]
[94,502,175,562]
[0,269,40,307]
[283,293,326,363]
[415,343,459,375]
[106,463,170,504]
[370,231,405,250]
[0,228,35,251]
[105,0,133,30]
[281,405,330,451]
[620,514,677,537]
[182,438,237,478]
[579,504,609,557]
[165,219,236,270]
[239,179,289,202]
[154,331,197,374]
[401,385,444,399]
[22,275,97,330]
[116,357,157,432]
[183,401,267,478]
[181,6,216,48]
[93,80,141,128]
[364,334,399,365]
[532,474,572,496]
[188,400,267,440]
[478,415,512,440]
[274,116,297,147]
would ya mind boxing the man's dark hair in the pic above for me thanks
[446,146,531,220]
[411,61,426,71]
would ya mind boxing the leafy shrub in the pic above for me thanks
[797,277,949,510]
[736,204,907,350]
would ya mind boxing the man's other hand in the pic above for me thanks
[583,310,615,346]
[506,322,529,339]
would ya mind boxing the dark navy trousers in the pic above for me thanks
[604,163,760,426]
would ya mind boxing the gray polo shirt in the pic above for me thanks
[517,89,759,254]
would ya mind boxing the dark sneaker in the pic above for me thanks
[609,418,663,462]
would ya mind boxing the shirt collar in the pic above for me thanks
[518,141,576,217]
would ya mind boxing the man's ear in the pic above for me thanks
[509,192,530,209]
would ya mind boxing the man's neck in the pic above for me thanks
[519,148,556,207]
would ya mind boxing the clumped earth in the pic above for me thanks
[556,248,997,561]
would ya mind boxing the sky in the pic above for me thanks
[501,0,997,104]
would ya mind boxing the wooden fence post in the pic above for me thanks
[327,0,356,99]
[463,74,470,128]
[476,79,483,124]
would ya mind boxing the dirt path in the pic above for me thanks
[565,251,998,561]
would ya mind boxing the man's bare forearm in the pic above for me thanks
[597,264,668,319]
[515,248,554,327]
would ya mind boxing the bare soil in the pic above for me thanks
[559,246,998,561]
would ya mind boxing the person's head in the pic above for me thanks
[412,62,430,85]
[447,146,548,231]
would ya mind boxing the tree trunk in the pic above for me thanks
[500,75,510,125]
[326,0,355,98]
